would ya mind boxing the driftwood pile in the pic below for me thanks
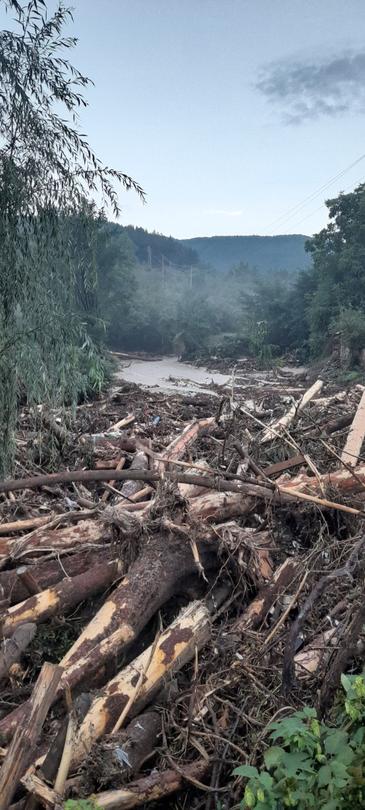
[1,370,365,808]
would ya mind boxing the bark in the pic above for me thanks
[0,537,216,744]
[89,760,209,810]
[294,628,339,679]
[263,454,305,477]
[0,548,115,606]
[88,711,161,787]
[281,463,365,496]
[6,519,110,564]
[234,558,300,633]
[0,623,36,680]
[70,600,211,768]
[261,379,323,443]
[2,560,122,637]
[178,459,212,498]
[0,662,63,810]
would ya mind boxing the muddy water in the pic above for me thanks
[115,356,231,395]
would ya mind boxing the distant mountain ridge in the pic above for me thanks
[180,234,311,273]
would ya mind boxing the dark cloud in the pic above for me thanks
[257,52,365,124]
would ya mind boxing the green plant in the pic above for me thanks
[65,801,101,810]
[234,675,365,809]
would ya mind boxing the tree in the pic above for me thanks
[0,0,144,473]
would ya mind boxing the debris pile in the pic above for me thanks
[0,368,365,808]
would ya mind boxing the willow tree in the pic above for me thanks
[0,0,144,474]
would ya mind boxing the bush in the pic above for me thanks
[234,674,365,809]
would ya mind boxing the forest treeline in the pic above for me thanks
[84,182,365,369]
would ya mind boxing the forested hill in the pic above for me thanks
[180,234,311,273]
[123,225,199,268]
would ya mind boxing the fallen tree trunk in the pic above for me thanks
[0,536,217,744]
[0,548,115,606]
[189,491,255,522]
[178,459,212,498]
[119,450,149,500]
[234,558,300,633]
[261,379,323,444]
[0,623,36,680]
[2,560,122,637]
[87,760,209,810]
[70,600,211,767]
[0,662,63,810]
[4,519,110,564]
[341,390,365,466]
[157,417,216,472]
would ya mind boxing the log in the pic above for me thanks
[189,491,255,522]
[0,623,36,680]
[82,432,137,453]
[234,558,300,633]
[0,548,115,606]
[178,459,212,498]
[87,711,161,787]
[0,508,97,537]
[88,760,209,809]
[294,629,339,678]
[0,537,216,744]
[0,662,63,810]
[6,519,109,563]
[71,600,211,767]
[263,454,305,477]
[281,462,365,497]
[261,379,324,443]
[341,390,365,466]
[2,560,122,637]
[119,450,149,500]
[157,417,216,471]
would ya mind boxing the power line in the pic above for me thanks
[265,153,365,232]
[287,175,365,231]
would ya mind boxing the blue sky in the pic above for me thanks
[6,0,365,238]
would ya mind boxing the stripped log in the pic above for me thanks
[81,432,137,453]
[281,462,365,496]
[4,520,110,564]
[234,558,300,633]
[261,379,323,443]
[2,560,122,637]
[178,459,212,498]
[0,623,36,680]
[157,417,216,472]
[341,390,365,466]
[88,760,209,810]
[70,600,210,767]
[189,491,255,522]
[0,537,217,744]
[0,662,63,810]
[0,547,115,606]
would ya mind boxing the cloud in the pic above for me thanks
[205,209,243,216]
[257,51,365,123]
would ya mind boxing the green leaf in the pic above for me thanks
[281,751,314,776]
[324,729,349,755]
[318,764,332,787]
[264,747,284,769]
[233,764,259,779]
[341,673,352,694]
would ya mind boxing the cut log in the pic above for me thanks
[0,548,115,606]
[71,600,210,767]
[261,379,324,444]
[0,623,36,680]
[87,760,209,810]
[234,558,300,633]
[280,462,365,497]
[0,662,63,810]
[341,390,365,466]
[263,454,305,477]
[2,560,122,637]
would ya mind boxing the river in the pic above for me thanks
[114,356,231,395]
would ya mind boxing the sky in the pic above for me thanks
[6,0,365,238]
